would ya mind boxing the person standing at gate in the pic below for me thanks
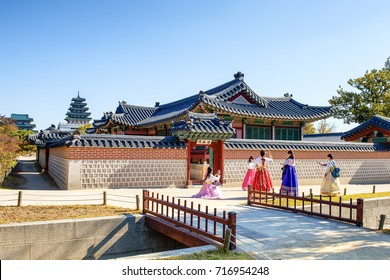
[253,150,273,192]
[319,153,341,196]
[280,150,299,195]
[192,167,222,199]
[242,156,255,191]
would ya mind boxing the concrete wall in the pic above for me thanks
[0,215,184,260]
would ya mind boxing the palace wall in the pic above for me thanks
[224,149,390,186]
[41,139,390,190]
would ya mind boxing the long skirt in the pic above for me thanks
[253,168,273,192]
[192,183,223,199]
[242,169,255,190]
[320,173,341,196]
[280,165,299,195]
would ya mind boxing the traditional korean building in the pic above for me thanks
[90,72,332,141]
[341,115,390,144]
[10,113,36,131]
[58,92,92,132]
[32,74,390,190]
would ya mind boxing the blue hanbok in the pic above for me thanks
[281,156,298,195]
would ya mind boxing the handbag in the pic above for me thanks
[331,167,340,178]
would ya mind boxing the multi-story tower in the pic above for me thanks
[65,92,92,125]
[58,92,92,132]
[10,113,36,131]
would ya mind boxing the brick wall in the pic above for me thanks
[224,149,390,185]
[42,143,390,190]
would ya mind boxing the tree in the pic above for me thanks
[316,119,336,134]
[303,122,316,134]
[9,129,36,155]
[0,115,20,184]
[329,61,390,124]
[78,123,93,134]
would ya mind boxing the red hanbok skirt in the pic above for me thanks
[253,168,273,192]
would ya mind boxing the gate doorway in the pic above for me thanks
[189,145,214,185]
[186,139,225,187]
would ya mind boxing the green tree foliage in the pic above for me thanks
[9,129,36,155]
[0,115,21,183]
[329,61,390,124]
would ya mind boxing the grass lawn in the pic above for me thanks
[0,205,140,224]
[161,247,255,260]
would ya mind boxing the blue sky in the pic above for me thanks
[1,0,389,132]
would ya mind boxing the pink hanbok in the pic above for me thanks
[242,161,255,191]
[192,174,223,199]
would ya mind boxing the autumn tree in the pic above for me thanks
[0,115,20,184]
[303,122,316,134]
[316,119,336,134]
[329,59,390,124]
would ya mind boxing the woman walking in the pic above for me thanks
[242,156,256,191]
[319,153,341,196]
[280,150,299,195]
[253,150,273,192]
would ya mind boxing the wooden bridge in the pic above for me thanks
[142,190,236,249]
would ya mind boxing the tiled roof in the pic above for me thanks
[224,139,390,152]
[303,133,344,142]
[46,134,187,149]
[11,113,34,121]
[170,112,236,140]
[29,132,66,145]
[92,73,332,129]
[341,115,390,140]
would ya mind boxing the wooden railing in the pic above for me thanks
[143,190,236,248]
[247,186,364,227]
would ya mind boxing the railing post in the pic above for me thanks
[373,185,376,194]
[356,198,364,227]
[103,191,107,206]
[224,228,232,251]
[378,214,386,230]
[136,194,140,211]
[227,211,237,250]
[17,191,22,207]
[142,190,149,214]
[247,185,251,205]
[344,188,347,196]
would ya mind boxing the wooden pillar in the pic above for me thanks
[219,140,225,183]
[186,139,192,186]
[356,198,364,227]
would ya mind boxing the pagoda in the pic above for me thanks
[58,92,92,132]
[65,92,92,124]
[10,113,36,131]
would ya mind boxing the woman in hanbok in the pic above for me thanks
[242,156,255,191]
[192,167,223,199]
[253,150,273,192]
[280,150,299,195]
[319,153,341,196]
